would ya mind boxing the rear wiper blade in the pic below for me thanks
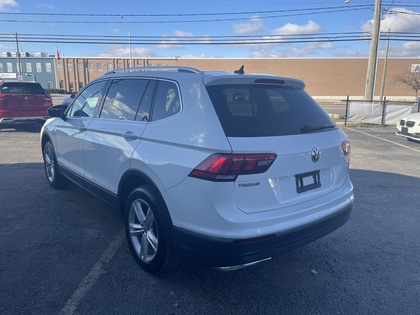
[300,124,336,134]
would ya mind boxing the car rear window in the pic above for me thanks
[206,84,336,137]
[0,82,46,95]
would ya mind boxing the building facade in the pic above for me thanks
[0,53,56,90]
[55,57,420,100]
[2,52,420,100]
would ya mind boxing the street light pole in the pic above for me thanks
[364,0,382,101]
[120,16,133,67]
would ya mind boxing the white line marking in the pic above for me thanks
[344,127,420,153]
[58,227,125,315]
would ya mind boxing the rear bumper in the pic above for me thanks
[0,116,49,124]
[172,203,353,268]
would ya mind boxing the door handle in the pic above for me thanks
[123,131,137,140]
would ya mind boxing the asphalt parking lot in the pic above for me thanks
[0,124,419,315]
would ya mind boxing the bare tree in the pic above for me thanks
[394,71,420,99]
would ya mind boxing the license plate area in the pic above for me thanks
[295,170,321,193]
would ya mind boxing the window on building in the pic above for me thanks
[117,63,123,69]
[26,62,32,72]
[68,64,73,72]
[59,80,64,89]
[46,63,52,73]
[0,63,3,72]
[107,63,113,71]
[78,63,83,72]
[87,63,93,72]
[7,63,13,72]
[78,82,84,89]
[69,81,74,92]
[36,63,42,73]
[58,62,63,72]
[97,63,103,72]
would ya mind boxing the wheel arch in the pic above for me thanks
[117,170,169,219]
[41,133,52,150]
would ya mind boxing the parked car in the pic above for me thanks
[40,66,354,273]
[0,81,52,128]
[396,112,420,142]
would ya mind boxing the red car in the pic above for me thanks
[0,81,52,128]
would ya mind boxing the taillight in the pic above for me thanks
[341,139,351,156]
[189,153,277,182]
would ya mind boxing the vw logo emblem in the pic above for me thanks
[311,147,321,163]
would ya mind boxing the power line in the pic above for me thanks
[0,5,376,17]
[0,9,380,24]
[1,32,418,46]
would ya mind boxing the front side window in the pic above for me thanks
[207,84,335,137]
[100,79,148,120]
[151,81,181,121]
[67,80,108,117]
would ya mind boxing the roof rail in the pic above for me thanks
[105,66,203,75]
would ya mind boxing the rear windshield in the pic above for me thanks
[0,82,46,95]
[206,84,336,137]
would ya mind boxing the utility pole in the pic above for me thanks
[379,29,390,101]
[15,32,22,77]
[364,0,382,101]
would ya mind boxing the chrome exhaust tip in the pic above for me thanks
[214,257,272,271]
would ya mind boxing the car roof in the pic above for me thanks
[0,81,42,85]
[101,66,306,89]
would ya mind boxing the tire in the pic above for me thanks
[43,141,69,189]
[124,185,179,274]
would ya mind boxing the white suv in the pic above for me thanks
[41,66,354,273]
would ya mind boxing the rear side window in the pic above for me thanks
[151,81,181,121]
[206,84,335,137]
[0,82,46,95]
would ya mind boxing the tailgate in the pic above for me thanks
[229,130,349,214]
[3,94,51,111]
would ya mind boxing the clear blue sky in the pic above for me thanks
[0,0,419,59]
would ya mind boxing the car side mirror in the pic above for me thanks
[48,104,68,121]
